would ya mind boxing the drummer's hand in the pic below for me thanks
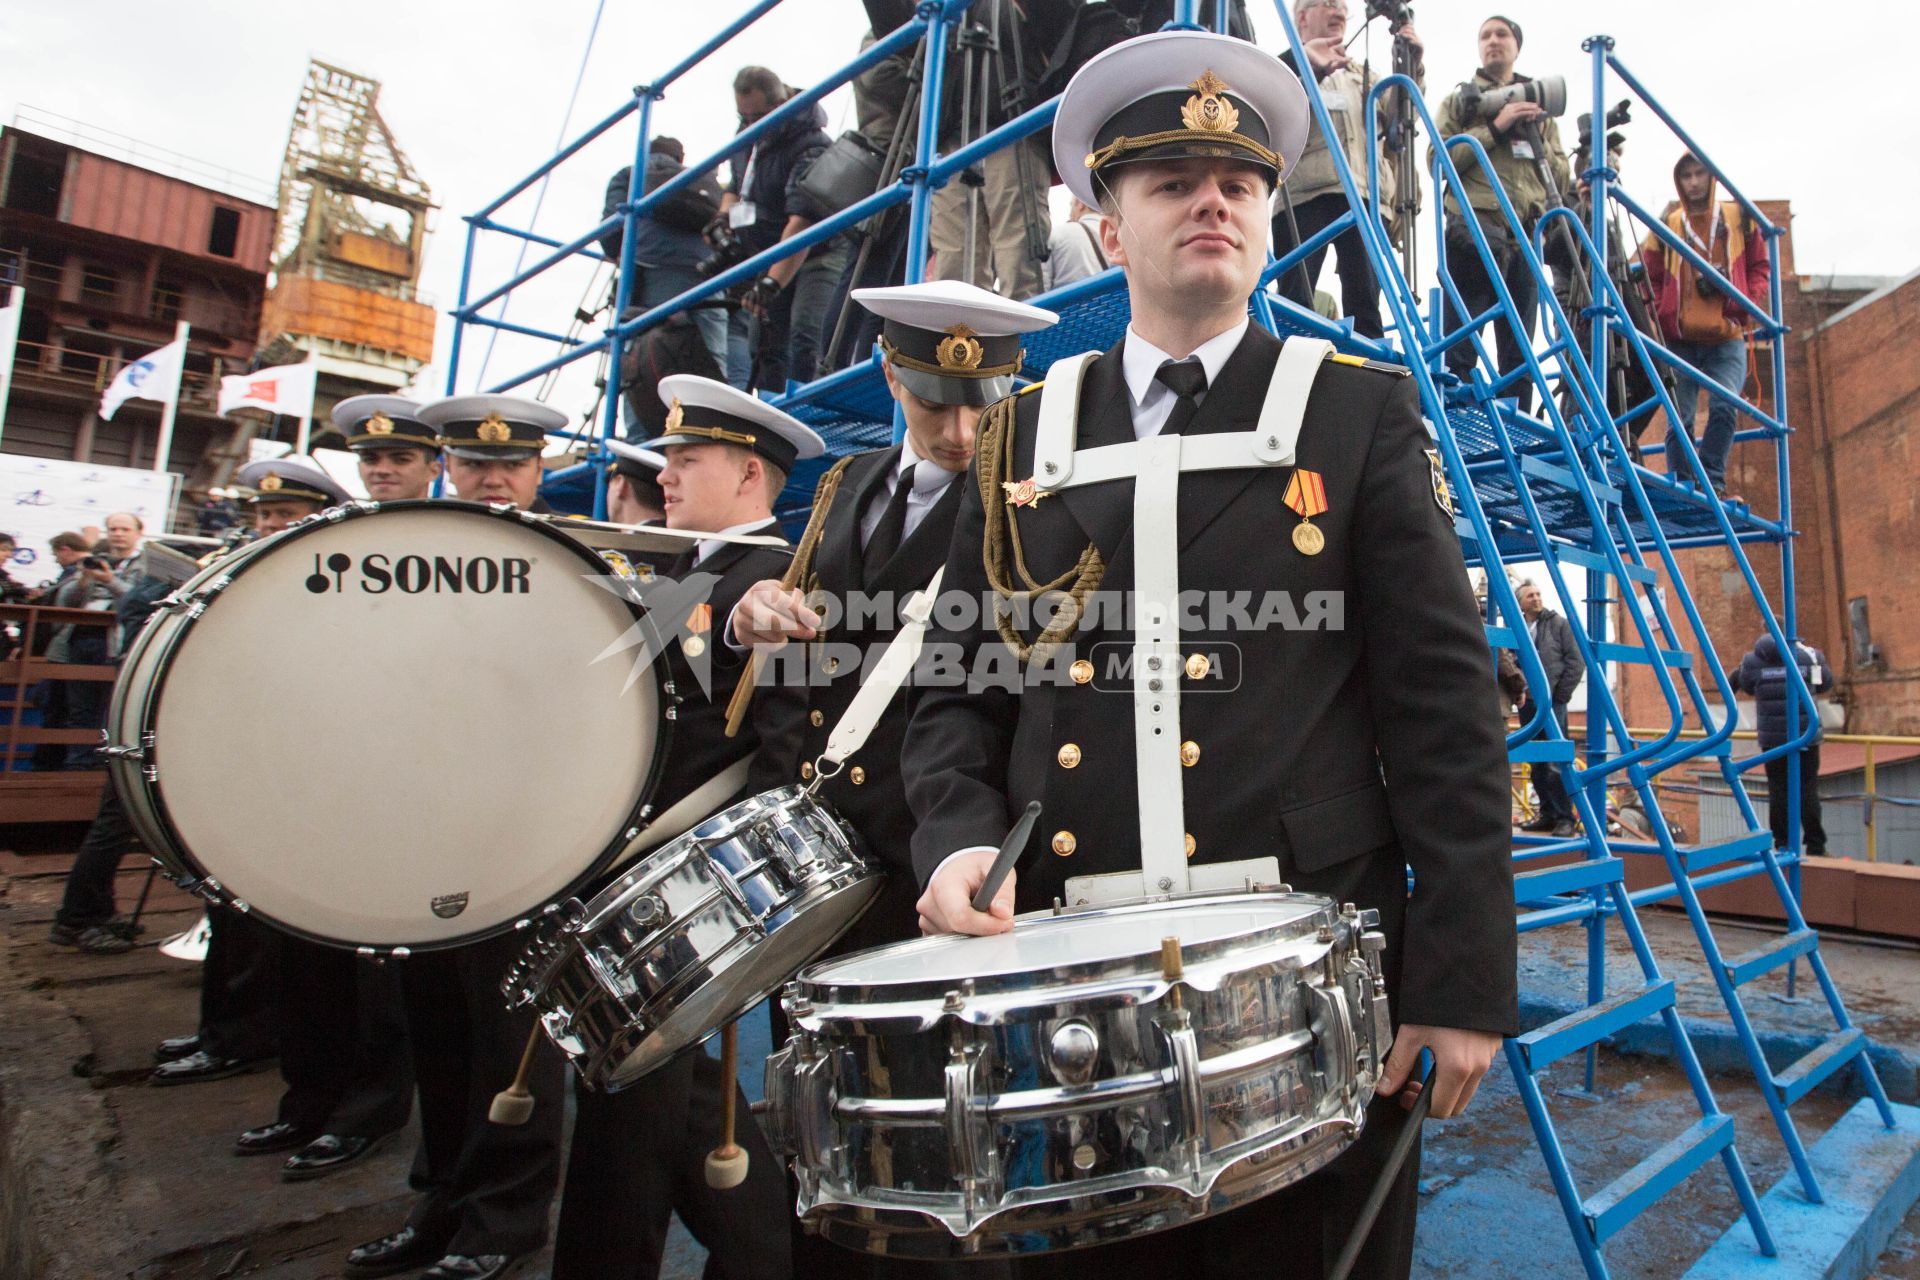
[916,851,1015,937]
[1376,1024,1502,1119]
[732,579,820,648]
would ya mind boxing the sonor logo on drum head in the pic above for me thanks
[430,892,470,919]
[305,553,533,595]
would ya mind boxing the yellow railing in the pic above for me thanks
[1619,726,1920,863]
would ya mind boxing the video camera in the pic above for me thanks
[1456,74,1567,121]
[1364,0,1413,32]
[1574,99,1632,171]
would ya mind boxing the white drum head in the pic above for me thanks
[148,503,666,949]
[807,896,1324,987]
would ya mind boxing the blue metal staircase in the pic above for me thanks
[441,2,1907,1274]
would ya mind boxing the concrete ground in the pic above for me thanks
[3,828,1918,1279]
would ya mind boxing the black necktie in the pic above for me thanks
[1155,359,1209,436]
[864,467,915,581]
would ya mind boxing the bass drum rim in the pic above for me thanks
[109,499,675,953]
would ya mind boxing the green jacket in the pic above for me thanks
[1431,69,1571,227]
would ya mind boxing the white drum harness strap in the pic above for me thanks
[989,338,1336,903]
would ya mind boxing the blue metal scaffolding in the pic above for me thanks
[444,3,1908,1274]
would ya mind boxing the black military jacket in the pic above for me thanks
[749,447,963,952]
[902,325,1518,1035]
[652,520,793,814]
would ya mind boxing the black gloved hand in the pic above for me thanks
[741,274,782,318]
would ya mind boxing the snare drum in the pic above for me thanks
[106,500,672,952]
[503,784,882,1090]
[762,891,1392,1258]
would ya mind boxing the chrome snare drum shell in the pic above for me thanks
[506,785,884,1090]
[763,891,1392,1258]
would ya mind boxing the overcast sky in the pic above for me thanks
[6,1,1915,429]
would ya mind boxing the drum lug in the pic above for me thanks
[100,743,146,762]
[1309,981,1359,1099]
[762,1041,797,1157]
[1157,1009,1207,1187]
[943,1028,997,1223]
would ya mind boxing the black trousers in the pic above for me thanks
[553,1048,792,1280]
[401,933,566,1258]
[1274,191,1385,339]
[274,936,414,1136]
[55,776,135,929]
[1017,1091,1422,1280]
[1766,745,1827,858]
[1442,211,1539,412]
[199,905,280,1061]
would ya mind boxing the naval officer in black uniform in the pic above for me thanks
[605,439,668,524]
[152,456,353,1090]
[550,374,817,1280]
[343,396,569,1280]
[338,393,444,503]
[903,31,1516,1280]
[733,280,1057,963]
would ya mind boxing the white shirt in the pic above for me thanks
[1120,318,1250,439]
[1041,214,1108,292]
[858,435,961,551]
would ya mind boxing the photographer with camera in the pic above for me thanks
[1432,14,1569,412]
[601,136,730,390]
[1273,0,1424,338]
[1639,152,1770,502]
[716,67,849,394]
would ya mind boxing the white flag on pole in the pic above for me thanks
[99,337,187,421]
[218,361,318,419]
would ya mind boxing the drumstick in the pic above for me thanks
[722,463,846,738]
[704,1021,750,1190]
[971,801,1043,913]
[1327,1058,1436,1280]
[488,1026,543,1126]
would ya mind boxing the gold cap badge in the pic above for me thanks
[1182,70,1240,135]
[260,472,283,492]
[664,398,684,432]
[476,413,513,444]
[366,412,395,436]
[935,325,985,372]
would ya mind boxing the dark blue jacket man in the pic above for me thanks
[1731,633,1833,857]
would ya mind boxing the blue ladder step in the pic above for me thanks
[1582,1114,1737,1245]
[1773,1027,1869,1105]
[1514,980,1676,1071]
[1509,739,1577,764]
[1723,928,1820,987]
[1517,454,1623,506]
[1593,640,1693,669]
[1555,543,1659,585]
[1684,831,1773,873]
[1513,857,1624,904]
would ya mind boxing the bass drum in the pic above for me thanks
[106,500,672,952]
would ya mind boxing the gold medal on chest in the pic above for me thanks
[1283,468,1329,557]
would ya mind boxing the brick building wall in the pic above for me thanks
[1612,201,1919,753]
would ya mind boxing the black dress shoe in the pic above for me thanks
[1520,817,1556,833]
[421,1255,520,1280]
[153,1033,203,1063]
[150,1049,273,1086]
[234,1119,319,1156]
[283,1131,390,1181]
[346,1226,449,1277]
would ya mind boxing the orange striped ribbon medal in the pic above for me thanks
[1283,468,1328,556]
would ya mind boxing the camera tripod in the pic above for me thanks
[1516,117,1672,452]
